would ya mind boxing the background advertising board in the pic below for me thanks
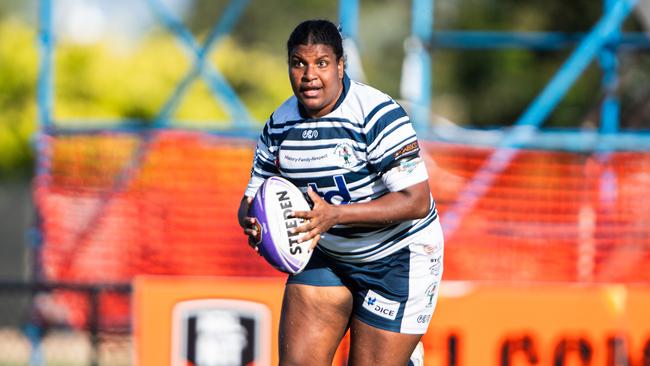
[134,277,650,365]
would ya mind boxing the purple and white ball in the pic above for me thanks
[248,176,314,274]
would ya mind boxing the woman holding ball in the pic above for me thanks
[238,19,443,365]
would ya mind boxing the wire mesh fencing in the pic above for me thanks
[0,281,131,366]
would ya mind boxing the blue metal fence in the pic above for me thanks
[38,0,650,149]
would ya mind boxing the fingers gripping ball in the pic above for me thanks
[248,176,314,274]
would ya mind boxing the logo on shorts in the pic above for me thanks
[429,255,442,276]
[425,283,438,308]
[363,290,400,320]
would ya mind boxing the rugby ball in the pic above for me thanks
[248,176,314,274]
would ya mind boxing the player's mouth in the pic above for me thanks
[300,86,322,98]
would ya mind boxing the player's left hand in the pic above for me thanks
[290,187,339,249]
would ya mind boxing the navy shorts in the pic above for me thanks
[286,220,444,334]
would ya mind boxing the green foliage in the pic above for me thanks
[0,16,294,177]
[0,0,648,177]
[0,19,36,178]
[54,34,291,125]
[188,0,337,50]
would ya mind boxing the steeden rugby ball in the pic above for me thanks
[248,176,313,274]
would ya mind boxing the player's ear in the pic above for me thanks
[337,57,344,79]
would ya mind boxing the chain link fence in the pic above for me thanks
[0,281,131,366]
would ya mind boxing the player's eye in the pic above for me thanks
[317,60,329,68]
[291,59,305,68]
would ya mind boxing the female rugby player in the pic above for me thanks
[238,19,443,365]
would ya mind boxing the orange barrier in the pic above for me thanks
[424,282,650,365]
[133,276,650,366]
[36,132,650,284]
[34,131,650,328]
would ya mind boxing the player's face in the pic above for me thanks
[289,43,344,118]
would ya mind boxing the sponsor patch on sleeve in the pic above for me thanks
[397,157,423,174]
[393,141,420,160]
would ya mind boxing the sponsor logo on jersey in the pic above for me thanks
[308,175,351,205]
[301,129,319,139]
[363,289,400,320]
[283,153,328,165]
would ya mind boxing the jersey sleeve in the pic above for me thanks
[244,119,279,197]
[365,100,428,192]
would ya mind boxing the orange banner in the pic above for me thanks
[424,282,650,365]
[133,277,650,366]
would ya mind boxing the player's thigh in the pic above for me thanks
[348,316,422,366]
[279,283,353,365]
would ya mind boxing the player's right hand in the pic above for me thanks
[238,196,261,253]
[242,216,261,252]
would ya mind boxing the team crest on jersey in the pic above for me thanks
[333,142,356,167]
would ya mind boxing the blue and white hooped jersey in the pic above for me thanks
[245,74,438,263]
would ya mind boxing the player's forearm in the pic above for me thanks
[334,181,431,226]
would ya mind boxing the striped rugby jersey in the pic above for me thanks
[245,74,438,262]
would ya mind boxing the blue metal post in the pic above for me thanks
[25,323,44,366]
[599,0,621,135]
[412,0,434,49]
[338,0,359,41]
[37,0,54,129]
[339,0,366,82]
[429,30,650,50]
[35,0,54,271]
[30,3,53,365]
[402,0,433,131]
[414,0,432,131]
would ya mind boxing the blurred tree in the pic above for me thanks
[0,0,648,178]
[0,19,37,179]
[431,0,647,128]
[187,0,337,50]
